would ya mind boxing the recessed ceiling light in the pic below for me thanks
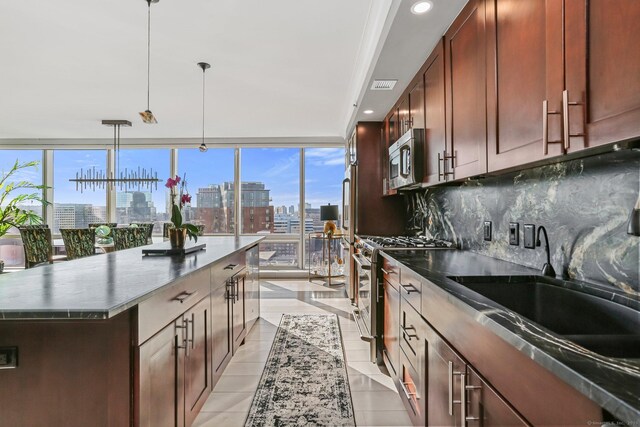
[363,110,374,115]
[411,1,433,15]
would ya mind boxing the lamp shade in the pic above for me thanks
[320,204,339,221]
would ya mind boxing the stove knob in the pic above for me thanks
[354,241,364,250]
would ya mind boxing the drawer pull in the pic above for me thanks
[448,361,464,416]
[401,324,418,340]
[381,268,395,275]
[173,290,198,304]
[400,380,420,400]
[465,381,482,422]
[224,263,237,270]
[352,308,374,342]
[401,284,419,294]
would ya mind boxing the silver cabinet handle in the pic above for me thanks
[226,280,235,300]
[542,99,562,155]
[400,380,420,401]
[173,290,198,304]
[448,361,464,416]
[438,151,455,181]
[401,324,418,341]
[465,381,482,423]
[175,318,189,355]
[224,263,237,270]
[460,374,466,427]
[381,268,391,275]
[562,89,585,152]
[401,283,419,294]
[188,314,195,350]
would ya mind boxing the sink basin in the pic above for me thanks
[448,275,640,357]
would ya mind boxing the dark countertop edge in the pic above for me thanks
[381,249,640,424]
[0,237,263,321]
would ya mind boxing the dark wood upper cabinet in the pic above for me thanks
[565,0,640,151]
[389,108,399,144]
[486,0,565,172]
[409,77,425,131]
[398,96,411,137]
[445,0,488,180]
[423,40,447,185]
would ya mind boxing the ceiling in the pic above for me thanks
[0,0,466,144]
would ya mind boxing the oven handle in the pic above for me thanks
[352,253,371,270]
[352,308,374,342]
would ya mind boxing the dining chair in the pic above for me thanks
[19,226,66,268]
[131,223,154,245]
[60,228,96,260]
[111,227,148,251]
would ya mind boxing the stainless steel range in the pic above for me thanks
[351,235,455,363]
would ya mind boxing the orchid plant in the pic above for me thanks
[165,174,199,242]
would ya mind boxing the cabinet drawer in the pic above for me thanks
[381,256,400,290]
[399,349,425,426]
[137,268,211,345]
[400,268,422,313]
[211,252,246,289]
[400,297,425,374]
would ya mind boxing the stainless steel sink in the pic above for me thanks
[448,275,640,358]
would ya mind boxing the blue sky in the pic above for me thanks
[2,147,344,213]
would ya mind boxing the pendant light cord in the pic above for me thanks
[202,69,206,143]
[146,0,151,110]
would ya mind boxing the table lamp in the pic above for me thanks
[320,204,339,237]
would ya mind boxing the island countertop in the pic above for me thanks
[0,236,263,320]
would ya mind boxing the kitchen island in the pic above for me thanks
[0,236,263,427]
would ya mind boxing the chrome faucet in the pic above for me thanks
[536,226,556,277]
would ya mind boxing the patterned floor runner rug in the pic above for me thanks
[245,314,356,426]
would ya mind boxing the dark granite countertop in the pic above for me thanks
[0,236,263,321]
[381,249,640,425]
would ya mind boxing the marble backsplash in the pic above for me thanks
[405,150,640,295]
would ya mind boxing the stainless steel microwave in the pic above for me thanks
[388,128,424,190]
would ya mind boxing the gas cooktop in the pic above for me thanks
[359,235,455,249]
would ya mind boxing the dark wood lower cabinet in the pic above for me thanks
[232,270,247,352]
[383,279,400,377]
[138,296,211,427]
[211,280,233,386]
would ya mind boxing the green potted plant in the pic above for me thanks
[0,160,49,273]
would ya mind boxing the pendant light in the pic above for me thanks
[139,0,159,124]
[197,62,211,152]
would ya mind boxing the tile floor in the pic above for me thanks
[193,279,412,427]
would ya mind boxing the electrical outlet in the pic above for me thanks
[509,222,519,246]
[524,224,536,249]
[0,347,18,369]
[483,221,492,241]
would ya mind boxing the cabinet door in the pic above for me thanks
[565,0,640,151]
[409,77,425,131]
[486,0,564,172]
[466,367,529,426]
[389,108,399,143]
[383,280,400,378]
[398,97,410,137]
[423,40,447,185]
[232,272,246,352]
[445,0,488,180]
[425,323,465,427]
[245,245,260,330]
[211,282,232,384]
[138,320,184,427]
[184,297,211,427]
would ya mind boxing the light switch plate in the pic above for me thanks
[483,221,492,241]
[524,224,536,249]
[0,347,18,369]
[509,222,519,246]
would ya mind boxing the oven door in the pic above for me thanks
[352,253,373,338]
[341,237,353,300]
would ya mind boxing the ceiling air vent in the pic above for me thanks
[370,79,398,90]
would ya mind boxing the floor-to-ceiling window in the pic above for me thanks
[0,150,44,268]
[240,148,301,268]
[53,150,108,234]
[304,148,345,269]
[177,148,235,234]
[114,149,171,236]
